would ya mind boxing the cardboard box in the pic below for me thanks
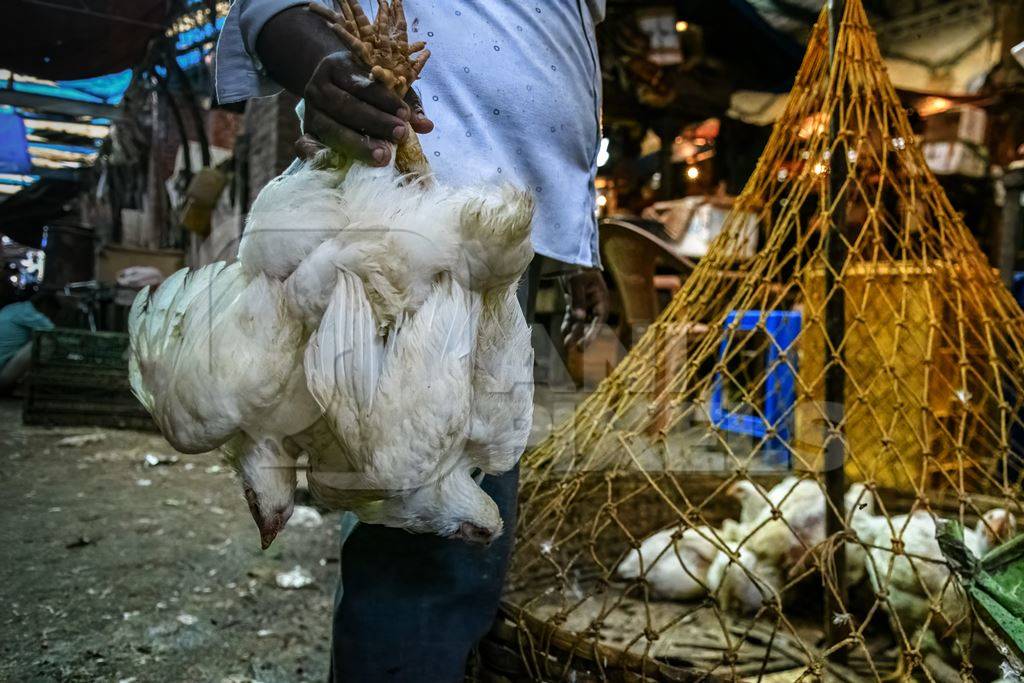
[922,105,987,146]
[923,140,987,177]
[96,244,185,284]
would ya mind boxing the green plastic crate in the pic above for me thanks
[23,328,153,430]
[31,328,131,371]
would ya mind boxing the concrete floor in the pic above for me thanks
[0,382,786,683]
[0,399,339,683]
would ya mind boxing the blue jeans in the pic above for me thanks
[328,260,541,682]
[329,467,519,682]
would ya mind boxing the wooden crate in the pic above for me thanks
[22,328,153,430]
[792,262,976,490]
[96,244,184,282]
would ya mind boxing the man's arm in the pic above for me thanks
[253,5,433,165]
[562,270,608,349]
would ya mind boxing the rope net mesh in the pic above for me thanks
[504,1,1024,680]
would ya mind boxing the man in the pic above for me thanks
[0,290,58,393]
[216,2,608,679]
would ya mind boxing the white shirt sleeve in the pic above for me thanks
[215,0,328,103]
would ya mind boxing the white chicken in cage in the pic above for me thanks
[709,476,827,613]
[615,525,721,600]
[864,506,1019,654]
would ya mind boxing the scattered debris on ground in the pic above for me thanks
[275,567,316,590]
[0,399,338,682]
[55,432,107,448]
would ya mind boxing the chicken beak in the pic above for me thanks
[258,507,294,550]
[259,522,281,550]
[243,485,291,550]
[456,521,498,546]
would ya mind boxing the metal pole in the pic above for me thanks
[998,169,1024,288]
[824,0,849,660]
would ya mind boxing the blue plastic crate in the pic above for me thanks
[710,310,801,464]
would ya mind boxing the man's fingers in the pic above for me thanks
[561,270,610,350]
[316,83,408,143]
[404,89,434,134]
[306,110,390,166]
[580,319,601,349]
[410,111,434,134]
[408,104,434,134]
[319,53,409,117]
[335,73,409,117]
[564,320,586,349]
[579,278,610,349]
[569,275,587,314]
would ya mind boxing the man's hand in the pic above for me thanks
[303,51,433,165]
[255,5,433,165]
[561,269,610,349]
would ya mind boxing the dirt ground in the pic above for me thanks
[0,398,340,683]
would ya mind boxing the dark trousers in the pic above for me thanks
[329,260,542,682]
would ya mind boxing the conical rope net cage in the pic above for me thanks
[492,1,1024,680]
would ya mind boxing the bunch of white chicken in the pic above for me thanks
[616,476,1018,653]
[128,0,535,549]
[616,476,834,607]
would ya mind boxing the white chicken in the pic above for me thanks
[967,507,1018,556]
[129,0,534,548]
[864,505,1018,663]
[615,526,720,600]
[864,510,963,657]
[839,482,890,588]
[706,541,765,611]
[250,162,534,330]
[129,262,321,548]
[289,278,533,545]
[726,479,770,525]
[465,283,534,476]
[304,271,509,542]
[710,476,827,613]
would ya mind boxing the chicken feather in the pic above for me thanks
[466,283,534,475]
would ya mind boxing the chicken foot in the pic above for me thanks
[309,0,431,174]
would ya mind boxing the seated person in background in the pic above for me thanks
[0,290,59,393]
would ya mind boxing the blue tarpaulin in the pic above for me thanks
[0,70,133,106]
[0,110,31,174]
[58,70,134,105]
